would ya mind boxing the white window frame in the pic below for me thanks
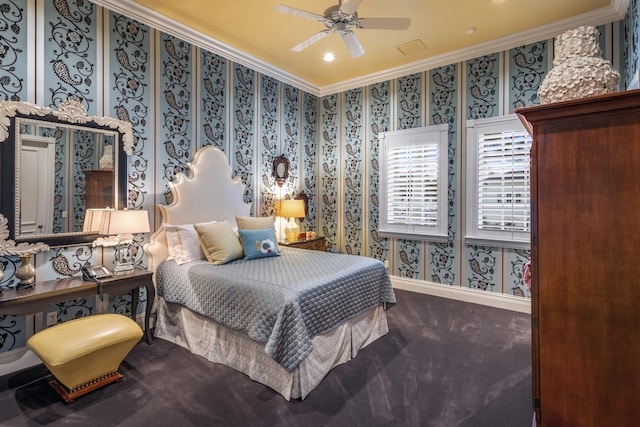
[465,115,532,249]
[379,124,449,242]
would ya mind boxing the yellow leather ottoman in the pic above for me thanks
[27,313,143,403]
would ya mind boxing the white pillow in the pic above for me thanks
[164,221,216,265]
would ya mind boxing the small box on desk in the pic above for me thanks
[299,231,316,241]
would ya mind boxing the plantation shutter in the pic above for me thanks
[379,124,449,241]
[387,143,439,226]
[476,128,532,232]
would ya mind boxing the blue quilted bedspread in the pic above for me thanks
[156,246,396,372]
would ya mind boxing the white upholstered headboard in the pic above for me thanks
[143,145,251,276]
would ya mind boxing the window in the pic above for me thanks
[379,124,449,241]
[465,115,532,248]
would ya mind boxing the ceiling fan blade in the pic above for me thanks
[341,30,365,58]
[291,29,333,52]
[276,5,330,25]
[339,0,362,16]
[358,17,411,31]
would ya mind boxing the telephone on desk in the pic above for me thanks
[81,265,112,281]
[81,265,112,300]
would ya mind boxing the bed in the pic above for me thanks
[144,146,395,400]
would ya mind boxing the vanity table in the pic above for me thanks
[0,267,154,344]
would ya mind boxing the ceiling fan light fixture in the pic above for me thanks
[277,0,409,58]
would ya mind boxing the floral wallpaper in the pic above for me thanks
[0,0,27,101]
[367,81,390,263]
[428,65,457,286]
[319,94,339,251]
[259,75,279,217]
[232,63,256,207]
[200,50,227,151]
[282,84,301,201]
[301,92,318,228]
[395,73,423,279]
[44,0,97,113]
[508,42,548,112]
[342,88,363,255]
[158,33,192,205]
[109,12,152,311]
[467,54,499,119]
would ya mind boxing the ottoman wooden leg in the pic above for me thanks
[49,371,123,403]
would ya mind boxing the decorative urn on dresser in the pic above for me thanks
[538,25,620,104]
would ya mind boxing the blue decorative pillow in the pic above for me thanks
[238,227,280,260]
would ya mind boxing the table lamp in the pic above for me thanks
[278,199,305,243]
[98,209,150,274]
[83,208,109,233]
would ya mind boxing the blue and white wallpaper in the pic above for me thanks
[319,94,339,252]
[342,88,363,255]
[259,75,279,217]
[1,0,640,365]
[232,63,256,207]
[200,50,227,151]
[395,73,423,279]
[367,82,390,264]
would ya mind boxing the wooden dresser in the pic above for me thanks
[517,89,640,426]
[83,170,113,208]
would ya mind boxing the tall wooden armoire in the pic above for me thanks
[83,170,113,208]
[517,89,640,426]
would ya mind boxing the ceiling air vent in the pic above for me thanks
[396,39,427,56]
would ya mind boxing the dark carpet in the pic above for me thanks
[0,290,532,427]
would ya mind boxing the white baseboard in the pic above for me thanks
[0,347,41,377]
[391,276,531,314]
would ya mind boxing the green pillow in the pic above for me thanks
[194,220,243,265]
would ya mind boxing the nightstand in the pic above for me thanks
[280,236,326,251]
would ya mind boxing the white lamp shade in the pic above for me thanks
[278,199,305,218]
[99,209,150,235]
[83,208,109,232]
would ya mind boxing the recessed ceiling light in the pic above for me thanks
[466,27,476,35]
[324,52,335,62]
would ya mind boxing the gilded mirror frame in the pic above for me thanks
[0,100,133,246]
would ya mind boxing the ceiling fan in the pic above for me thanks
[276,0,411,58]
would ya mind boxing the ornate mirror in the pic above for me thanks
[0,100,133,246]
[272,154,289,187]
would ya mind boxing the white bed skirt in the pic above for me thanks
[154,298,389,400]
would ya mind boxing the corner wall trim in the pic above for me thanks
[392,276,531,314]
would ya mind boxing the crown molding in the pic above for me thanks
[92,0,628,97]
[91,0,320,95]
[319,2,629,96]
